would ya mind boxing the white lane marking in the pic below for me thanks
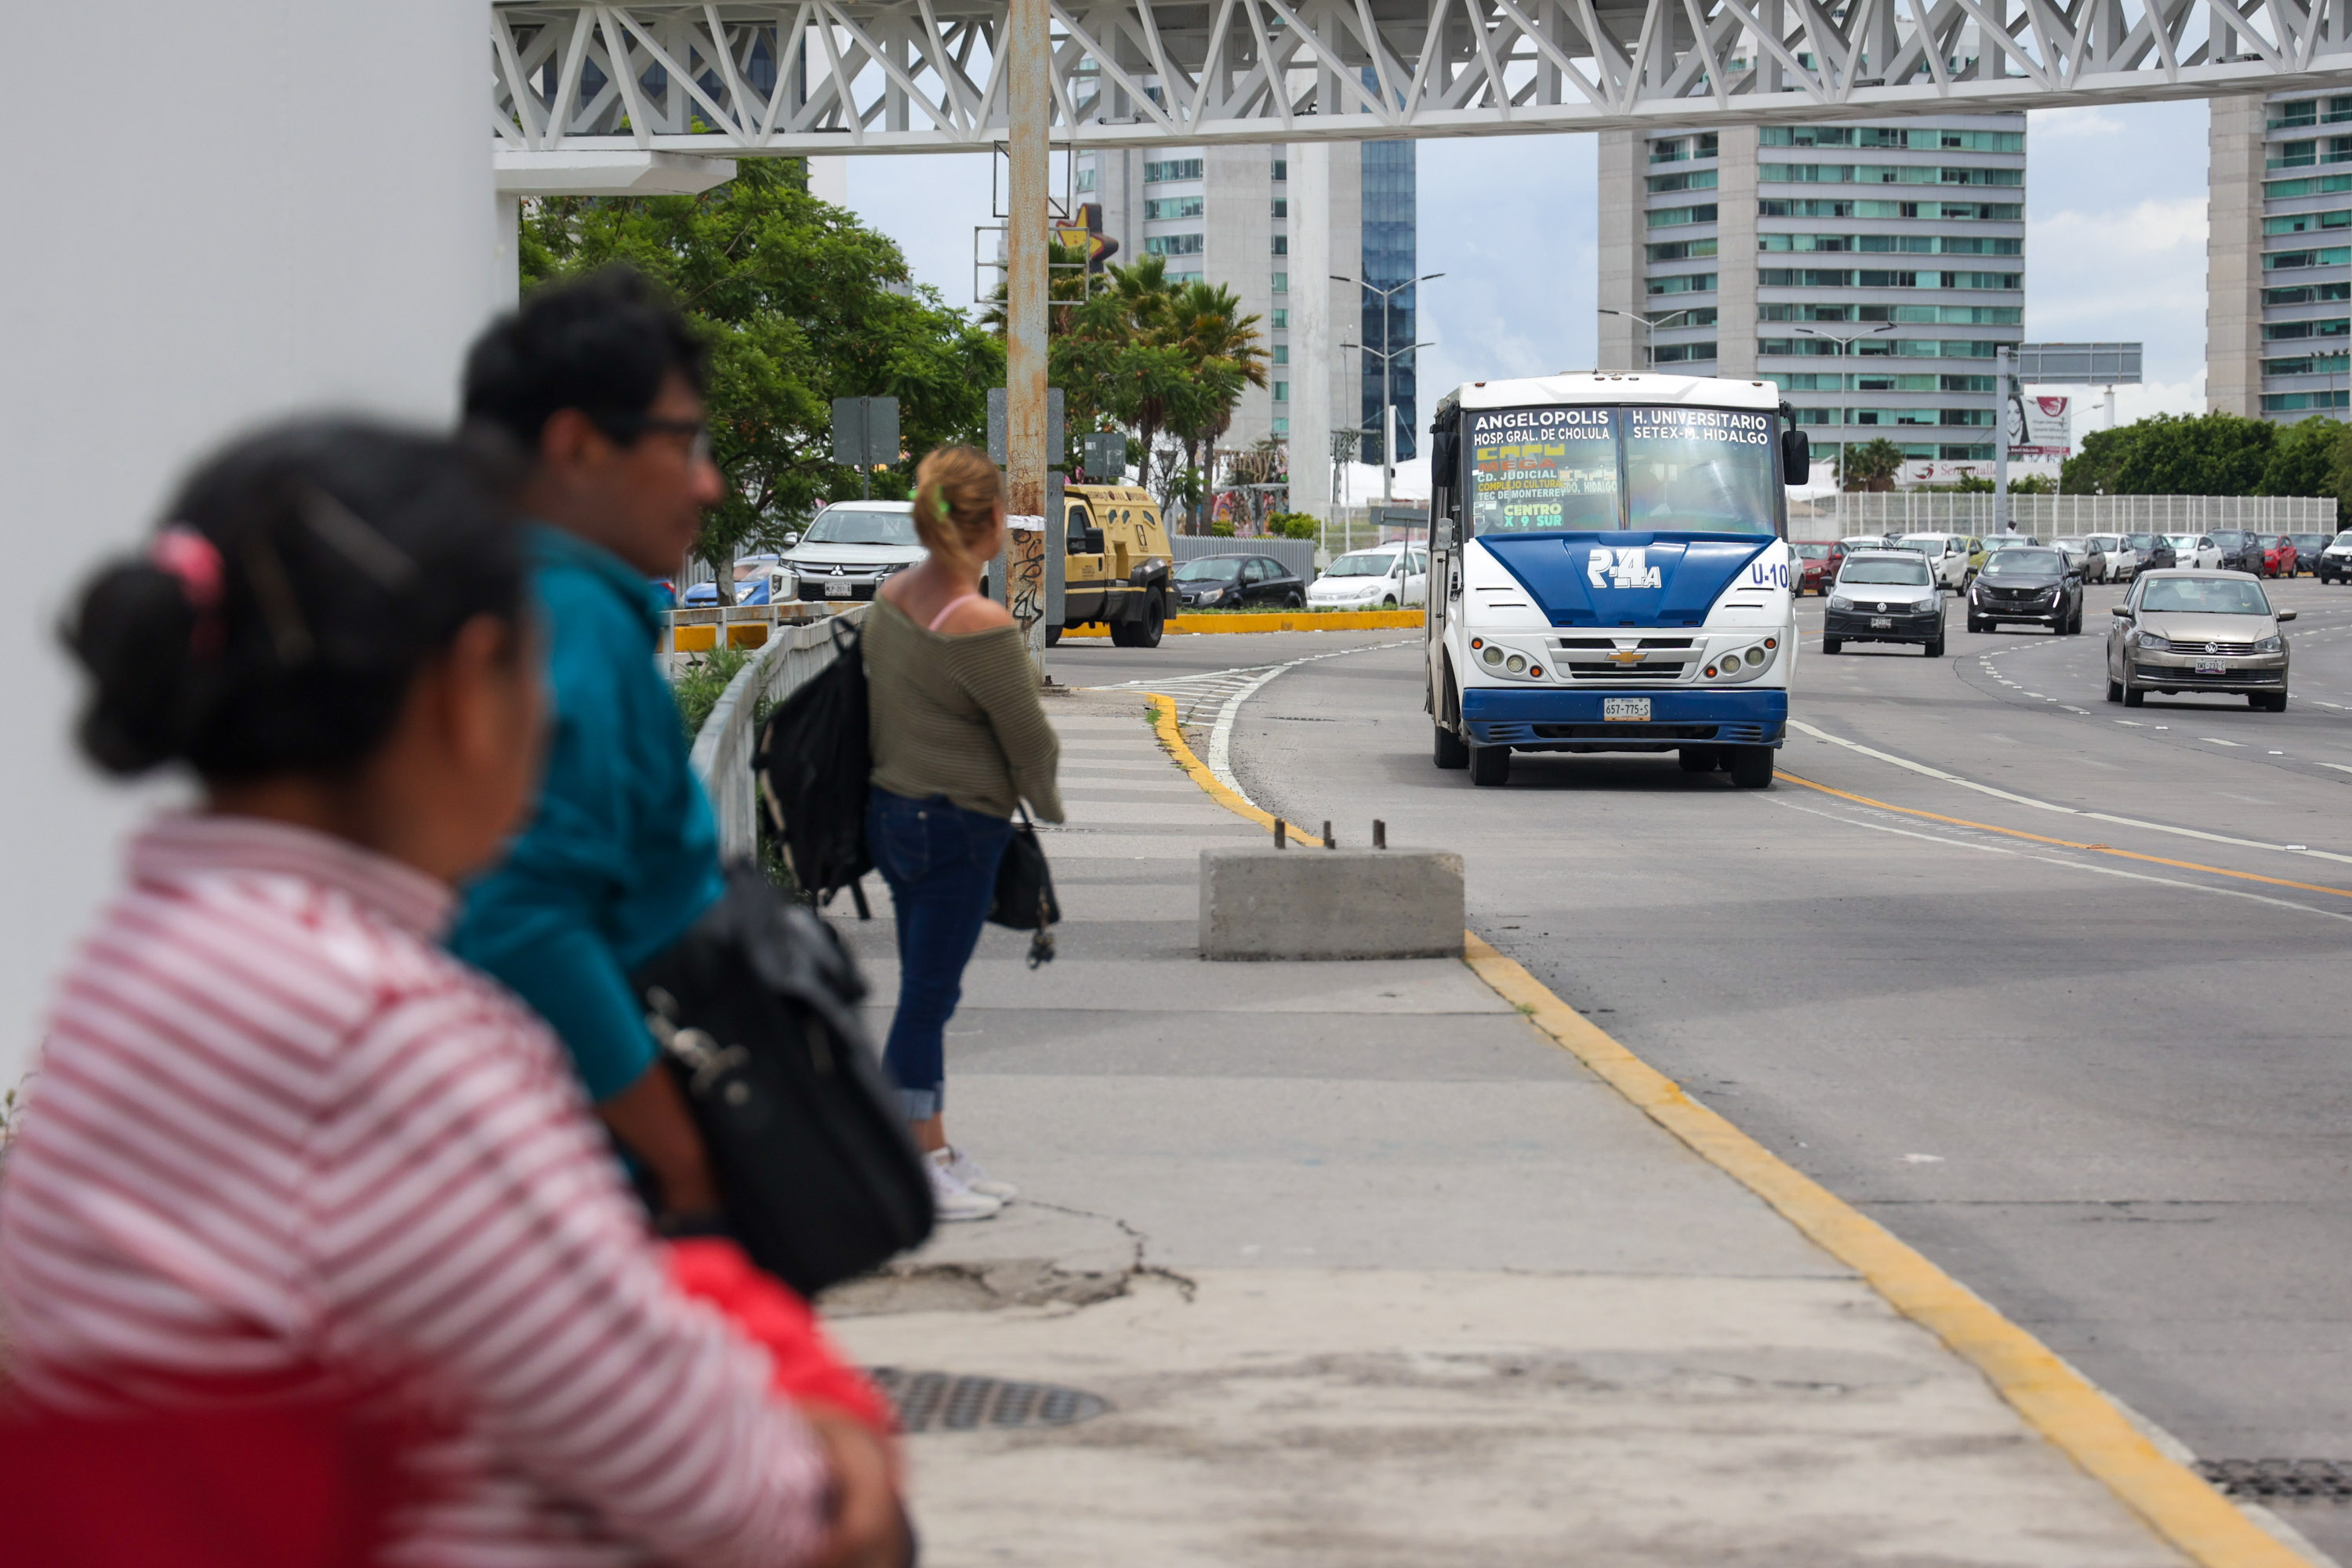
[2201,737,2243,747]
[2321,764,2352,775]
[2115,720,2144,727]
[1115,639,1417,800]
[1787,718,2352,867]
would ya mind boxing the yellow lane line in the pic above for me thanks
[1134,685,2312,1568]
[1145,692,1324,846]
[1459,935,2312,1568]
[1776,768,2352,902]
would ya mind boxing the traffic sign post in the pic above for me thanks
[829,396,900,498]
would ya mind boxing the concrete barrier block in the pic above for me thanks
[1199,848,1465,961]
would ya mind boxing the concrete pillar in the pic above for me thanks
[1597,131,1641,370]
[2209,95,2267,417]
[0,2,495,1090]
[1293,143,1334,516]
[1715,127,1760,379]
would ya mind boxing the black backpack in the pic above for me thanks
[754,620,873,910]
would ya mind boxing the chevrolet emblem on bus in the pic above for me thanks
[1608,649,1646,663]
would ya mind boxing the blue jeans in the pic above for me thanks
[866,788,1014,1121]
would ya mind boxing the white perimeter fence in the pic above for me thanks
[1791,494,2336,539]
[686,604,869,861]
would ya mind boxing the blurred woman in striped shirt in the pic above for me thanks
[0,421,903,1566]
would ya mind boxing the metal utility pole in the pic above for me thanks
[1336,271,1443,485]
[1994,344,2013,535]
[1341,335,1436,501]
[1004,0,1049,670]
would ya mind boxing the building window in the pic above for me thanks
[2263,318,2351,341]
[1786,406,1839,426]
[1145,234,1204,256]
[1646,239,1719,263]
[1272,159,1287,181]
[1144,196,1204,220]
[2264,209,2351,235]
[1760,125,2023,152]
[2263,390,2352,412]
[1272,272,1288,292]
[1758,267,2021,290]
[1272,198,1287,218]
[1168,270,1203,283]
[2267,136,2352,171]
[1646,169,1719,194]
[1646,204,1719,228]
[1272,235,1288,255]
[1650,341,1718,365]
[1648,272,1717,296]
[1272,308,1289,328]
[2263,245,2352,270]
[1653,307,1719,328]
[2264,171,2352,200]
[1648,133,1720,164]
[2263,352,2350,376]
[1273,382,1290,402]
[1076,165,1097,192]
[1272,345,1290,365]
[1272,417,1290,434]
[1142,158,1205,183]
[1939,444,1996,460]
[1759,163,2024,187]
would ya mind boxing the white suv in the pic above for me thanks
[1896,532,1971,590]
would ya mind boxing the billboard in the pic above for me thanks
[2008,394,2071,457]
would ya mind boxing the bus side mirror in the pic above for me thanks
[1780,429,1811,485]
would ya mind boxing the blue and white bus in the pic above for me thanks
[1425,374,1809,789]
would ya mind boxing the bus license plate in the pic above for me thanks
[826,580,851,597]
[2195,659,2224,676]
[1602,698,1651,722]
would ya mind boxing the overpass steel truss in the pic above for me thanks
[492,0,2352,157]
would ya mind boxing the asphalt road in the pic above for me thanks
[1059,580,2352,1560]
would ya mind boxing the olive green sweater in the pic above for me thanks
[863,597,1065,822]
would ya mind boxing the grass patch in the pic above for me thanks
[673,646,753,742]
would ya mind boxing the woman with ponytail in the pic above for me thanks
[866,445,1064,1221]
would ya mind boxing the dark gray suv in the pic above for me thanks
[1966,546,2084,634]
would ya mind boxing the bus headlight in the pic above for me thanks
[1481,645,1504,666]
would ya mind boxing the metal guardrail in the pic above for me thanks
[687,604,869,862]
[1791,494,2337,538]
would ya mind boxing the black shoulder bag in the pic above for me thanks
[985,806,1060,968]
[631,864,933,1298]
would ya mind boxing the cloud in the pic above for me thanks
[2031,106,2128,140]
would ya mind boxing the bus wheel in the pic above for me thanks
[1728,746,1777,789]
[1469,744,1512,786]
[1434,722,1468,770]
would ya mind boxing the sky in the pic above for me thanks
[840,100,2216,441]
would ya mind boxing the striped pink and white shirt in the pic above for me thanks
[0,814,831,1566]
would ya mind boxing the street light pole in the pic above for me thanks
[1341,337,1438,502]
[1335,270,1443,496]
[1795,324,1897,491]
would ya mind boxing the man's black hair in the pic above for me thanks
[461,266,709,453]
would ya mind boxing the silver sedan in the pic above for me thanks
[2105,569,2295,711]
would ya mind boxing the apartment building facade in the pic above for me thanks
[1598,114,2026,477]
[1077,138,1415,472]
[2209,93,2352,421]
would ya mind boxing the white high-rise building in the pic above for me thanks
[1598,114,2026,479]
[2209,93,2352,421]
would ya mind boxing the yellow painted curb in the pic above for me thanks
[1063,608,1424,637]
[1465,934,2314,1568]
[1133,684,2311,1568]
[1146,693,1323,847]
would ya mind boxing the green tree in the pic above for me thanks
[521,159,1001,600]
[1163,281,1270,531]
[1840,438,1904,492]
[2058,412,2275,496]
[2258,416,2345,509]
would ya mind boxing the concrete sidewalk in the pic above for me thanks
[822,687,2195,1567]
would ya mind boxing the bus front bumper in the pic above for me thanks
[1459,686,1788,750]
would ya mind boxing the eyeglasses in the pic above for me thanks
[601,413,713,465]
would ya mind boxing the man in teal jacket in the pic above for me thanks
[451,269,724,1214]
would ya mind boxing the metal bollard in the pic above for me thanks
[1322,820,1334,848]
[1373,819,1388,849]
[1274,818,1287,848]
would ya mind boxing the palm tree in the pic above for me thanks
[1842,437,1905,493]
[1163,281,1270,531]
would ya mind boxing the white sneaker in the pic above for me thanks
[942,1145,1018,1201]
[926,1149,1003,1221]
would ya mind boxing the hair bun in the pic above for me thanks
[66,561,212,776]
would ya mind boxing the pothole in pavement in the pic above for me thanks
[866,1367,1112,1433]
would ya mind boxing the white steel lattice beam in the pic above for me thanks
[491,0,2352,155]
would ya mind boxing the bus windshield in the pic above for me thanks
[1468,404,1777,535]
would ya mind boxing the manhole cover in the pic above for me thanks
[2198,1460,2352,1501]
[866,1368,1110,1434]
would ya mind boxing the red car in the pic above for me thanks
[2262,535,2299,577]
[1792,542,1843,595]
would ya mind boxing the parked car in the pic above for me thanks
[2165,533,2223,570]
[2086,533,2140,583]
[1791,541,1843,595]
[2203,529,2267,575]
[1174,552,1308,611]
[1985,533,2044,554]
[2049,536,2110,583]
[770,503,927,603]
[1838,533,1894,556]
[2260,535,2300,578]
[1823,550,1947,655]
[2105,569,2293,710]
[1305,545,1428,609]
[2316,529,2352,583]
[683,554,781,606]
[1895,532,1972,589]
[2289,532,2330,575]
[1967,545,2084,634]
[2129,532,2175,572]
